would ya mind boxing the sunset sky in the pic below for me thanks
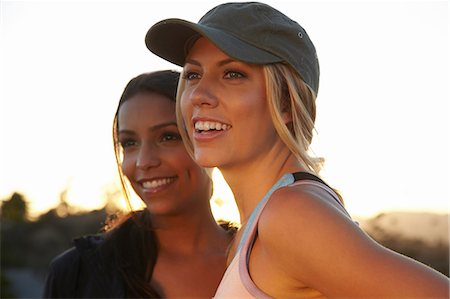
[1,0,448,221]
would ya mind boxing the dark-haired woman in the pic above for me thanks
[43,70,234,298]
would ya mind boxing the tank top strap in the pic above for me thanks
[237,173,295,252]
[237,171,351,253]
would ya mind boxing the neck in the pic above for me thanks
[220,144,304,224]
[150,205,228,256]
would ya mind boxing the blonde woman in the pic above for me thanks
[145,2,449,298]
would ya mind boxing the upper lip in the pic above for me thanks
[137,176,175,184]
[191,117,231,130]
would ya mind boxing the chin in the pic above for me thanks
[194,151,221,168]
[145,203,179,217]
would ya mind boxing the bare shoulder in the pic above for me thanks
[255,184,450,297]
[256,183,374,291]
[258,182,358,239]
[256,183,365,271]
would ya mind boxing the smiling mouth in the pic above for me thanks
[141,177,176,189]
[194,120,231,133]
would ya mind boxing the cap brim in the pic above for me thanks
[145,18,282,67]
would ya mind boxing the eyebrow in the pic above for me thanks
[185,58,237,68]
[118,121,177,135]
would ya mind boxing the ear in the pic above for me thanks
[281,111,292,124]
[280,96,292,124]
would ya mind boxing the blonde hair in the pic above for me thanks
[264,63,323,174]
[175,63,323,174]
[176,75,195,159]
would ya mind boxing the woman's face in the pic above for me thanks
[180,37,279,170]
[118,92,211,216]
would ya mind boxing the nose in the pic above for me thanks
[188,75,219,108]
[136,144,160,170]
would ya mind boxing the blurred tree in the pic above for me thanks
[0,272,16,298]
[1,193,30,272]
[55,186,70,217]
[1,192,28,222]
[368,227,449,277]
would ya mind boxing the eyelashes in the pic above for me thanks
[160,132,182,142]
[118,132,182,150]
[182,71,200,81]
[182,69,247,81]
[223,70,246,79]
[119,138,137,149]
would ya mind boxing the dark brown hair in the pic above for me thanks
[108,70,180,298]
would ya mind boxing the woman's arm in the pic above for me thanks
[42,247,81,298]
[256,185,449,298]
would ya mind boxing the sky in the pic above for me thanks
[1,0,449,222]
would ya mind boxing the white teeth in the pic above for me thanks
[142,177,174,189]
[195,121,230,131]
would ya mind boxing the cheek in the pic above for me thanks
[184,161,211,197]
[252,90,268,112]
[180,92,191,119]
[120,154,135,179]
[172,148,206,181]
[237,93,268,122]
[172,148,197,171]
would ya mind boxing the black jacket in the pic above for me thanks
[43,234,126,298]
[43,210,235,298]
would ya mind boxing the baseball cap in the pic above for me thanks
[145,1,320,95]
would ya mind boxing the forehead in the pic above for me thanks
[186,37,231,61]
[118,92,176,126]
[185,37,266,78]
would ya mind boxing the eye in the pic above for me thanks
[119,139,137,149]
[160,132,181,143]
[183,70,201,81]
[224,70,245,79]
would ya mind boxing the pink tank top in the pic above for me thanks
[214,173,352,298]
